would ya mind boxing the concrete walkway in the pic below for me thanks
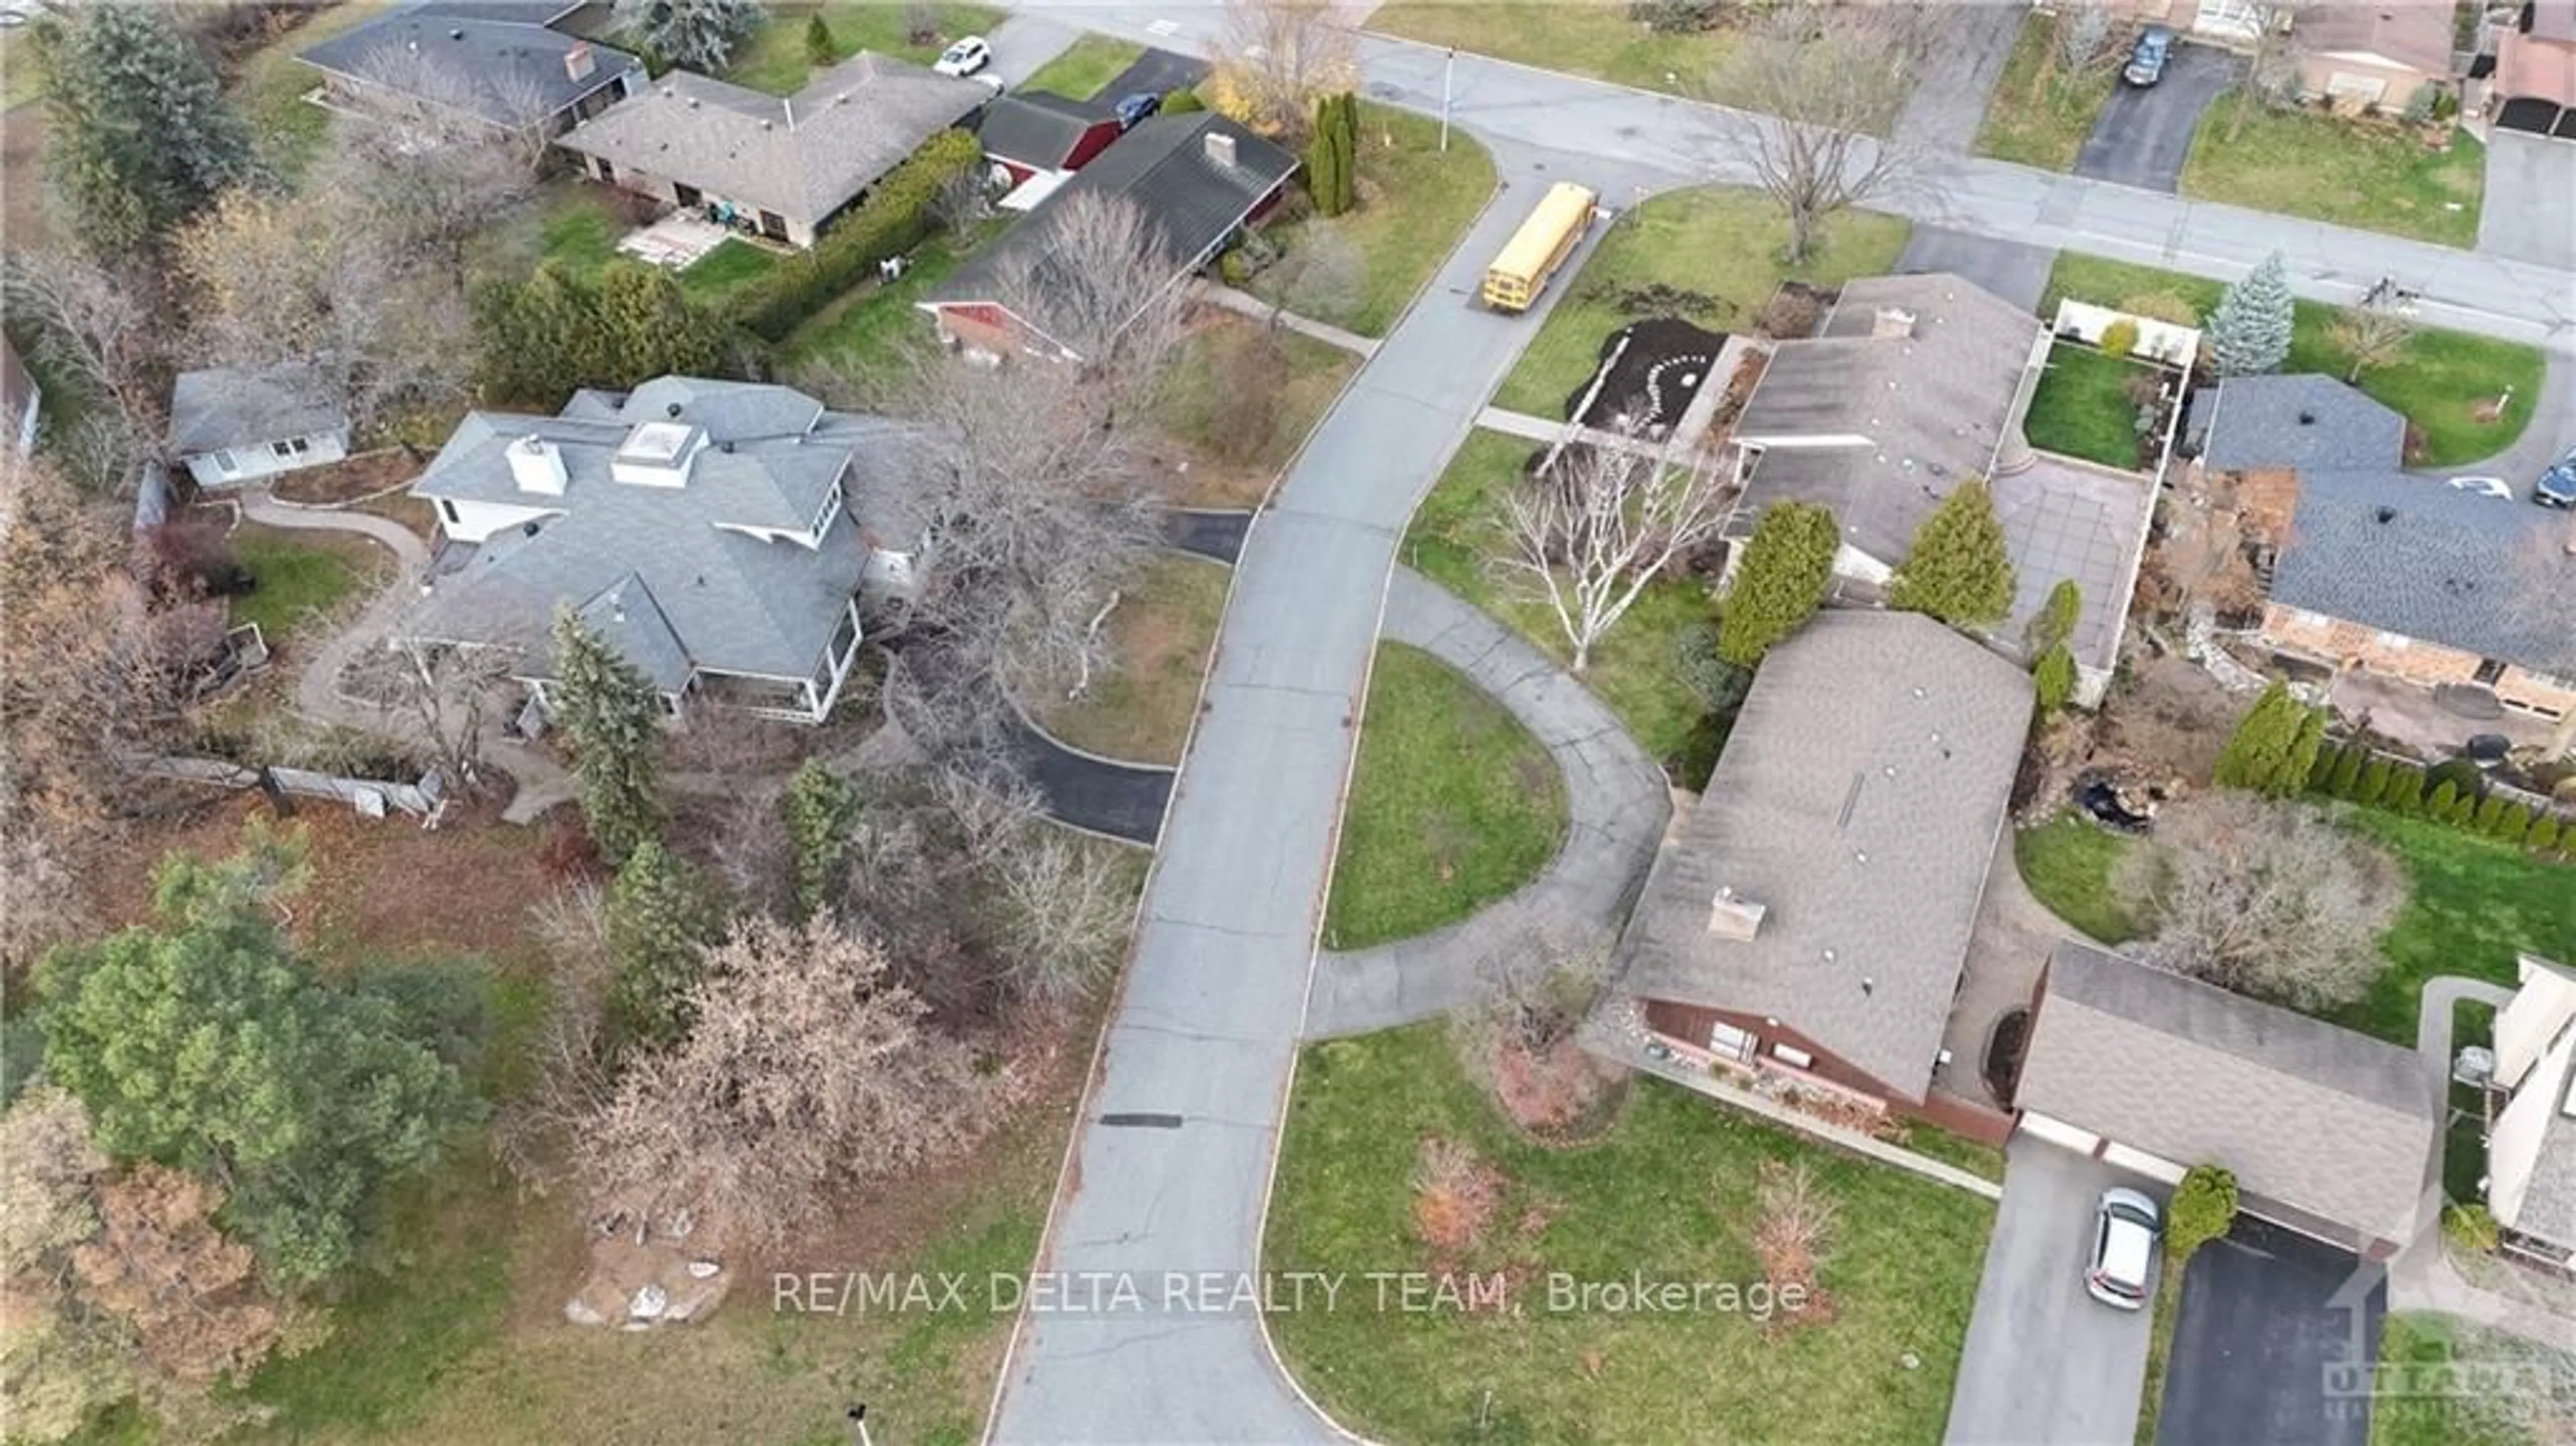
[1473,404,1681,458]
[1194,280,1381,358]
[1304,568,1670,1038]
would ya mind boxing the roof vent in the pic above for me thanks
[1872,306,1917,340]
[1707,887,1767,941]
[665,402,684,419]
[2298,410,2316,425]
[448,27,464,41]
[1860,977,1875,996]
[1203,130,1237,167]
[2375,505,2398,524]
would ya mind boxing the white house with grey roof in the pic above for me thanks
[168,363,350,490]
[405,376,917,724]
[299,1,642,140]
[2017,942,2436,1257]
[555,52,991,247]
[2489,954,2576,1270]
[1618,611,2034,1115]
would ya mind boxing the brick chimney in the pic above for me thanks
[564,42,595,83]
[1707,887,1767,941]
[1204,130,1238,168]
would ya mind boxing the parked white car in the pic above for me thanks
[2447,476,2515,501]
[934,36,991,76]
[2086,1186,2161,1310]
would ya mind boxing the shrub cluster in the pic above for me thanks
[729,128,986,343]
[2308,738,2569,858]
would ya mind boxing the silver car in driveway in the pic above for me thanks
[2088,1186,2162,1309]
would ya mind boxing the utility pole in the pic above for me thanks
[1440,47,1454,153]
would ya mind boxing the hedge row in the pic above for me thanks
[729,127,986,344]
[2307,740,2571,857]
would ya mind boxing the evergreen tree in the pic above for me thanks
[2497,801,2533,845]
[804,11,834,65]
[2529,814,2564,855]
[1303,93,1357,218]
[2284,708,2326,798]
[474,261,734,408]
[783,759,861,920]
[548,604,665,863]
[596,261,731,385]
[2208,250,2296,378]
[1717,501,1839,667]
[2473,792,2510,838]
[2358,756,2392,806]
[2167,1164,2239,1261]
[604,838,719,1054]
[1888,478,2015,629]
[39,828,470,1285]
[2033,644,2078,719]
[2307,740,2345,792]
[2212,680,2315,796]
[2427,779,2461,822]
[2385,765,2426,816]
[2447,785,2479,827]
[41,0,257,257]
[611,0,766,72]
[2029,577,2084,656]
[2328,746,2365,798]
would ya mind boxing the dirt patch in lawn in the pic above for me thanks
[1569,317,1725,429]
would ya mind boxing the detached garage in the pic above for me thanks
[2016,942,2436,1258]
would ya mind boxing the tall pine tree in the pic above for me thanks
[1718,501,1839,666]
[2208,251,2295,378]
[42,1,257,258]
[1888,478,2015,629]
[604,838,719,1054]
[548,603,666,863]
[2212,678,2322,797]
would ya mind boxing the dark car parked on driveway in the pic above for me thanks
[1114,92,1162,131]
[2125,25,2175,86]
[2537,444,2576,508]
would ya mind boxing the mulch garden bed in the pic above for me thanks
[268,447,425,506]
[1564,316,1727,433]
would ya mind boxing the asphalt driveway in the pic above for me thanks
[2074,44,2243,192]
[2156,1218,2385,1446]
[1945,1138,2163,1446]
[2479,130,2576,272]
[1100,46,1208,102]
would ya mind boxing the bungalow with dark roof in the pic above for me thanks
[922,111,1297,361]
[2017,942,2436,1257]
[1617,611,2034,1125]
[975,91,1124,207]
[299,1,643,140]
[555,52,991,247]
[2198,373,2576,730]
[405,376,921,723]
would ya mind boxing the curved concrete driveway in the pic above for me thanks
[1305,567,1668,1038]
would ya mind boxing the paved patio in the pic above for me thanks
[2322,668,2564,757]
[1994,452,2160,680]
[616,213,734,270]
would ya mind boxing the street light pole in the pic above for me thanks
[1440,48,1454,153]
[847,1404,873,1446]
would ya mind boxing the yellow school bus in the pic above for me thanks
[1481,182,1598,313]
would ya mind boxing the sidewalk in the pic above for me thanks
[1193,280,1381,358]
[1304,567,1670,1038]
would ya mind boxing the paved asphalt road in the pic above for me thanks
[2158,1219,2385,1446]
[1945,1139,2162,1446]
[2074,44,2242,194]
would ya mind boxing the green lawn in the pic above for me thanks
[502,186,776,302]
[1024,553,1228,768]
[1018,33,1144,100]
[1269,1025,1995,1445]
[1495,186,1910,419]
[2025,343,2159,469]
[1368,3,1748,103]
[781,223,991,376]
[2335,810,2576,1044]
[2184,98,2485,248]
[231,0,399,182]
[1152,314,1360,508]
[2372,1313,2553,1446]
[1239,103,1497,337]
[1973,12,2118,172]
[723,1,1000,95]
[2043,253,2543,468]
[1403,429,1715,769]
[2013,813,2143,945]
[1324,644,1567,951]
[230,526,384,645]
[675,237,781,303]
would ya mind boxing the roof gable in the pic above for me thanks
[2202,375,2408,472]
[300,2,641,127]
[168,363,350,455]
[977,91,1114,168]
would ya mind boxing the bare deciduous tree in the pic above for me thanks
[1750,1158,1838,1303]
[1207,0,1360,140]
[2053,1,2121,78]
[2328,294,2416,383]
[346,41,561,173]
[1,249,167,489]
[1703,1,1927,262]
[994,191,1190,381]
[338,628,521,788]
[320,109,539,292]
[2115,793,2404,1011]
[993,831,1136,1003]
[2232,1,2315,137]
[572,912,1006,1243]
[1497,437,1731,673]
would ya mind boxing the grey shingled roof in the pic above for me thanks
[2021,942,2436,1244]
[405,378,902,685]
[931,111,1297,339]
[168,364,348,456]
[1617,611,2035,1101]
[2200,375,2409,472]
[2272,469,2576,676]
[1731,273,2045,563]
[300,1,642,129]
[977,91,1112,169]
[555,53,990,233]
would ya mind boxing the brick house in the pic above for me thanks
[2088,1,2455,108]
[2196,374,2576,727]
[922,112,1296,361]
[1616,612,2034,1125]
